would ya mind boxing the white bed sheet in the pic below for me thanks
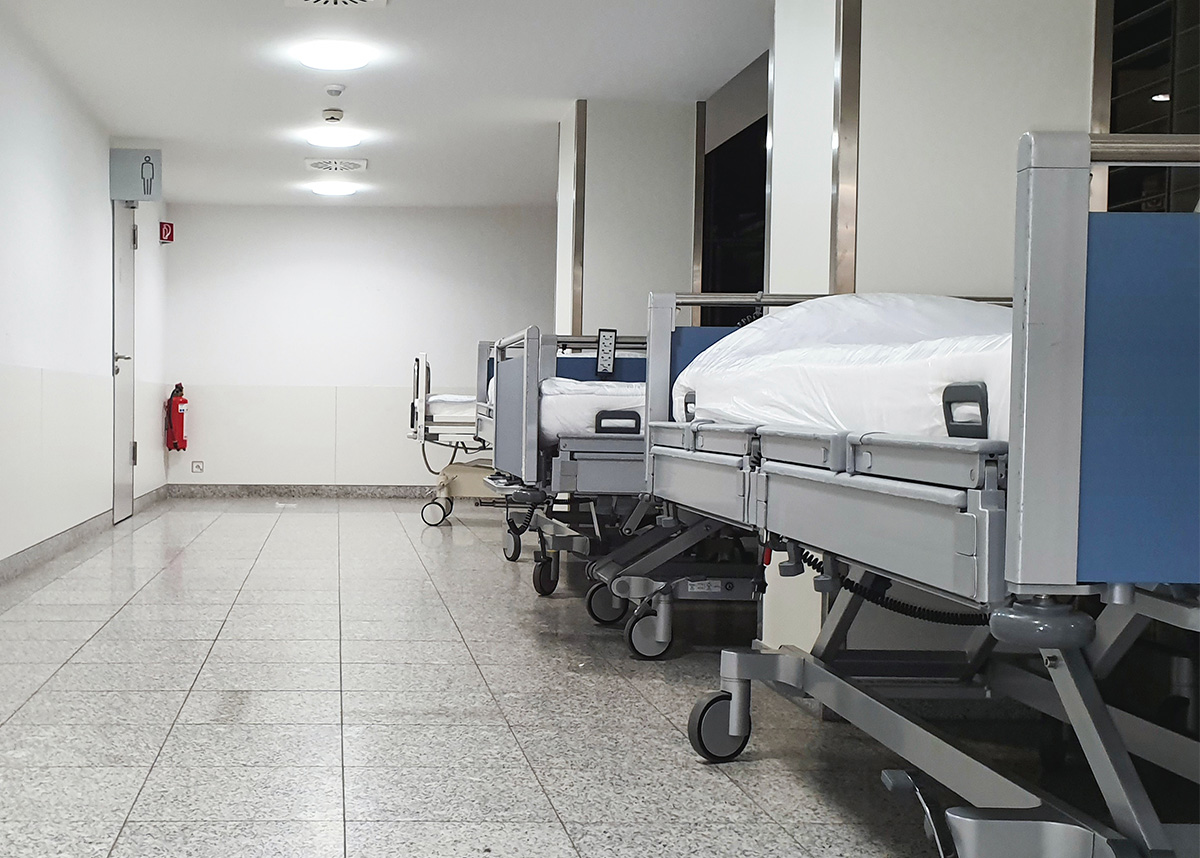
[539,378,646,444]
[673,294,1012,440]
[426,393,477,421]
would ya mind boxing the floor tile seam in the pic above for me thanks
[0,512,241,730]
[104,511,284,858]
[451,516,508,563]
[338,509,349,858]
[606,674,814,835]
[392,509,583,857]
[391,511,490,690]
[0,503,177,614]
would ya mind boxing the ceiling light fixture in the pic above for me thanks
[311,181,361,196]
[305,126,363,148]
[1151,92,1171,102]
[293,40,375,71]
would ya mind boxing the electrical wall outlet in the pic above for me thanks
[191,461,204,474]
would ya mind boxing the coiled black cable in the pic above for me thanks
[795,548,988,627]
[507,503,537,536]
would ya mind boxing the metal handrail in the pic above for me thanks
[495,330,529,350]
[673,292,1012,308]
[674,292,825,307]
[556,335,647,348]
[1090,133,1200,165]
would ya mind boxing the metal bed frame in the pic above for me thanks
[409,351,495,526]
[477,327,653,598]
[478,325,766,656]
[668,133,1198,858]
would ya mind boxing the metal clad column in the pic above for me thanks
[830,0,862,295]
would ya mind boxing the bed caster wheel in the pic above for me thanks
[688,690,751,763]
[443,498,454,514]
[503,529,522,562]
[532,555,559,596]
[421,500,449,527]
[585,582,628,625]
[624,610,671,659]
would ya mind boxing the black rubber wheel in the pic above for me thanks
[443,498,454,515]
[532,557,558,596]
[688,690,751,763]
[585,582,629,625]
[421,500,448,527]
[503,528,521,562]
[624,610,672,659]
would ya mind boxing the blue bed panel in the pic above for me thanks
[1076,212,1199,585]
[555,356,646,383]
[670,327,739,390]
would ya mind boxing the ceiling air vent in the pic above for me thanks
[285,0,388,7]
[306,158,368,173]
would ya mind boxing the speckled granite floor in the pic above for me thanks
[0,498,942,857]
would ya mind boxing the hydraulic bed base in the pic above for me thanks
[583,507,762,659]
[668,132,1200,858]
[482,325,772,644]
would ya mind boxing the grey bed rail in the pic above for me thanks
[669,292,1013,307]
[488,326,542,484]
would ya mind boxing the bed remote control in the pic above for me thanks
[596,328,617,377]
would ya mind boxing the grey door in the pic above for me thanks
[112,202,136,524]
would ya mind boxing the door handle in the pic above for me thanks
[113,353,132,375]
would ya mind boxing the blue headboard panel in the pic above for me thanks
[555,356,646,383]
[1076,212,1199,585]
[670,327,739,391]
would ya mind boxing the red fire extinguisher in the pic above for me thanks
[165,383,188,451]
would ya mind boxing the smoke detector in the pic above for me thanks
[306,158,368,173]
[285,0,388,7]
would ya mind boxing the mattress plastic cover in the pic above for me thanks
[539,378,645,444]
[426,393,476,421]
[673,294,1013,440]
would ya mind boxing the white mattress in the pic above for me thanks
[673,294,1013,440]
[426,393,476,421]
[539,378,646,444]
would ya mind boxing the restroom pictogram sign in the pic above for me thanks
[160,222,174,244]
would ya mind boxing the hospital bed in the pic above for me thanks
[663,133,1199,858]
[476,327,652,596]
[409,351,496,526]
[478,327,763,656]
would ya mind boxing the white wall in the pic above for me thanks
[855,0,1095,297]
[765,0,837,296]
[164,204,555,487]
[577,100,697,336]
[760,0,838,649]
[0,17,114,562]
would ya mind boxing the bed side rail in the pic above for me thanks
[409,352,431,441]
[489,326,543,484]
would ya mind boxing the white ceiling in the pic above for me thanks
[1,0,773,207]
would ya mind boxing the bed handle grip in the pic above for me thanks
[942,382,989,439]
[595,410,642,435]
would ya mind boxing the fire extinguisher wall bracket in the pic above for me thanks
[165,383,188,452]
